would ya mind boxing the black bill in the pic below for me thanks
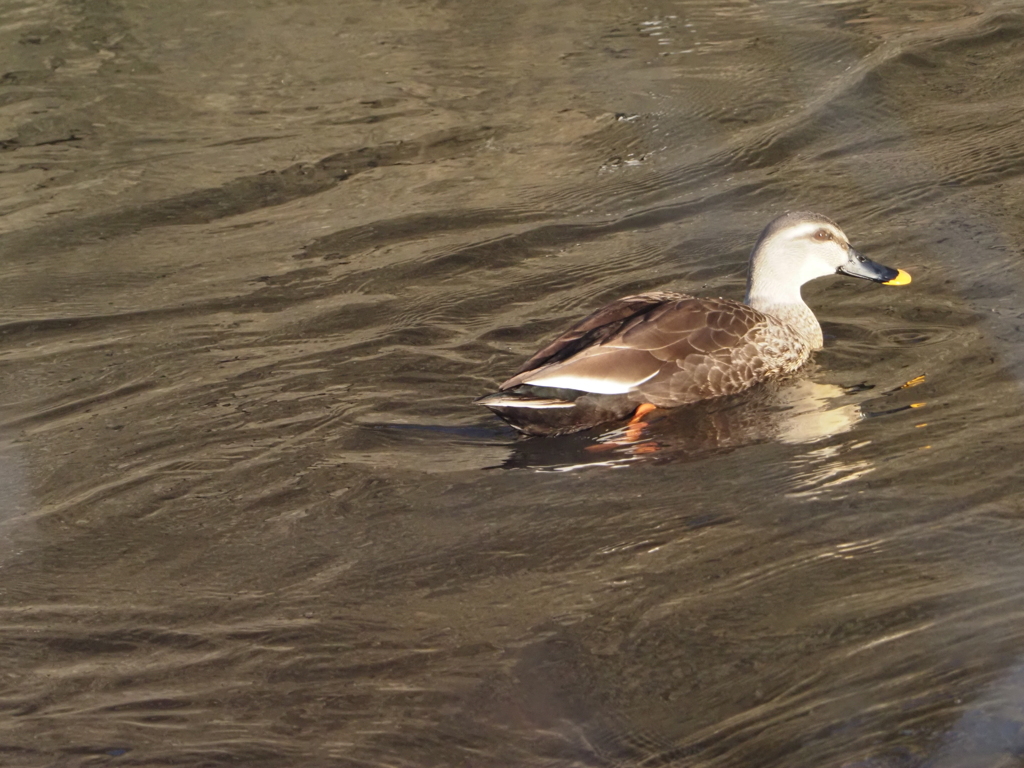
[838,248,912,285]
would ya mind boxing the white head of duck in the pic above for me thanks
[743,212,911,350]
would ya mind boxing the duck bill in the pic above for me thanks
[837,248,912,286]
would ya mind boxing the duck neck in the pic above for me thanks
[744,284,824,350]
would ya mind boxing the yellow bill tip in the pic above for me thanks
[883,269,912,286]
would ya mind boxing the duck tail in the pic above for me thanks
[474,392,575,409]
[475,387,641,436]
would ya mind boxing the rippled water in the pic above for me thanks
[3,0,1024,765]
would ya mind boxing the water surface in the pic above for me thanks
[3,1,1024,766]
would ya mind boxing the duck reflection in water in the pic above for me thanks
[496,375,873,471]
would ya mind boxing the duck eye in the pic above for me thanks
[814,229,832,241]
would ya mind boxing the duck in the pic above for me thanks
[476,212,911,437]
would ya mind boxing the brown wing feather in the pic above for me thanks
[511,291,686,376]
[501,295,804,405]
[634,301,779,405]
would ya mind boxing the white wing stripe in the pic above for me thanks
[523,369,658,395]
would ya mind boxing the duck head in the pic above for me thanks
[743,212,910,349]
[745,212,910,306]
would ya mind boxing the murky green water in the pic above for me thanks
[3,0,1024,765]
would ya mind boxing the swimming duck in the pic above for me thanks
[477,212,911,437]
